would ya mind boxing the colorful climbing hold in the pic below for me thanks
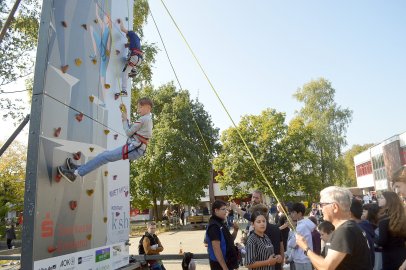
[104,171,108,176]
[87,234,92,240]
[104,129,110,135]
[47,246,57,253]
[94,19,98,24]
[73,151,81,160]
[104,84,110,89]
[55,173,62,182]
[115,49,120,55]
[61,65,69,73]
[89,147,94,152]
[103,217,108,223]
[113,175,117,180]
[89,95,95,102]
[75,58,82,66]
[54,127,61,137]
[86,189,94,196]
[119,104,127,113]
[81,24,87,30]
[61,21,67,28]
[114,93,120,100]
[75,113,84,122]
[114,134,118,140]
[91,58,97,65]
[69,200,77,210]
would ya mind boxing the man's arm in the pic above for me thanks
[296,233,346,270]
[143,237,160,255]
[156,237,164,253]
[211,240,228,270]
[306,248,346,270]
[231,222,239,241]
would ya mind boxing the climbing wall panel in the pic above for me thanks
[23,0,133,269]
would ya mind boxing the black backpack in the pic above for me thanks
[138,233,156,255]
[181,252,193,270]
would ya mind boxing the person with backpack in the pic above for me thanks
[139,221,165,270]
[206,200,239,270]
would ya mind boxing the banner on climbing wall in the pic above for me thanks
[23,0,134,269]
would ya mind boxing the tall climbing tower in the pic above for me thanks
[22,0,134,269]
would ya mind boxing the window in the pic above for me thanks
[356,161,372,177]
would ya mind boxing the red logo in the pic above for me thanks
[41,212,54,238]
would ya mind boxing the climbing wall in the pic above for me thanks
[22,0,134,269]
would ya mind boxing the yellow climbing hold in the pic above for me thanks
[89,95,95,102]
[75,58,82,66]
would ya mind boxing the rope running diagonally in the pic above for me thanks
[158,0,295,230]
[149,7,212,158]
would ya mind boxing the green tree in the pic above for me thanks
[213,108,319,202]
[0,141,26,234]
[339,144,374,187]
[0,0,40,122]
[293,78,353,186]
[130,83,219,221]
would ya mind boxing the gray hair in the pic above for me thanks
[320,186,352,212]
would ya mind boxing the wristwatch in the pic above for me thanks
[304,247,311,256]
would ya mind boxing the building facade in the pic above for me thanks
[354,131,406,191]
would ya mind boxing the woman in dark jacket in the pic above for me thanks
[375,191,406,270]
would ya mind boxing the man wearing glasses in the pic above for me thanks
[295,186,372,270]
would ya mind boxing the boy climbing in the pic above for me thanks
[118,18,143,97]
[57,97,153,183]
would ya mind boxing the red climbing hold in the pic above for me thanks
[75,113,84,122]
[69,200,77,210]
[54,127,61,137]
[48,246,57,253]
[73,151,81,160]
[61,65,69,73]
[55,173,62,182]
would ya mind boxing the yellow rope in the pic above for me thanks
[158,0,295,229]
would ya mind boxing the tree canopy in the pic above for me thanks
[130,84,219,220]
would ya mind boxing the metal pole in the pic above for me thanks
[0,114,30,157]
[0,0,22,45]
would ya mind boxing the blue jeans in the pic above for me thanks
[77,144,143,176]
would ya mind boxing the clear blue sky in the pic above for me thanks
[143,0,406,149]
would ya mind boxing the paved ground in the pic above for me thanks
[129,226,248,270]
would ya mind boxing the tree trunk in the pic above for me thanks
[153,196,159,221]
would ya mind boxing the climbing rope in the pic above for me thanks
[158,0,295,229]
[149,7,212,158]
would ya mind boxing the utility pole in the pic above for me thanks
[0,0,22,45]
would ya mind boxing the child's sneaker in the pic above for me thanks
[128,69,138,78]
[66,158,79,171]
[57,166,77,183]
[120,90,128,97]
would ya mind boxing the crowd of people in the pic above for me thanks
[204,165,406,270]
[137,166,406,270]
